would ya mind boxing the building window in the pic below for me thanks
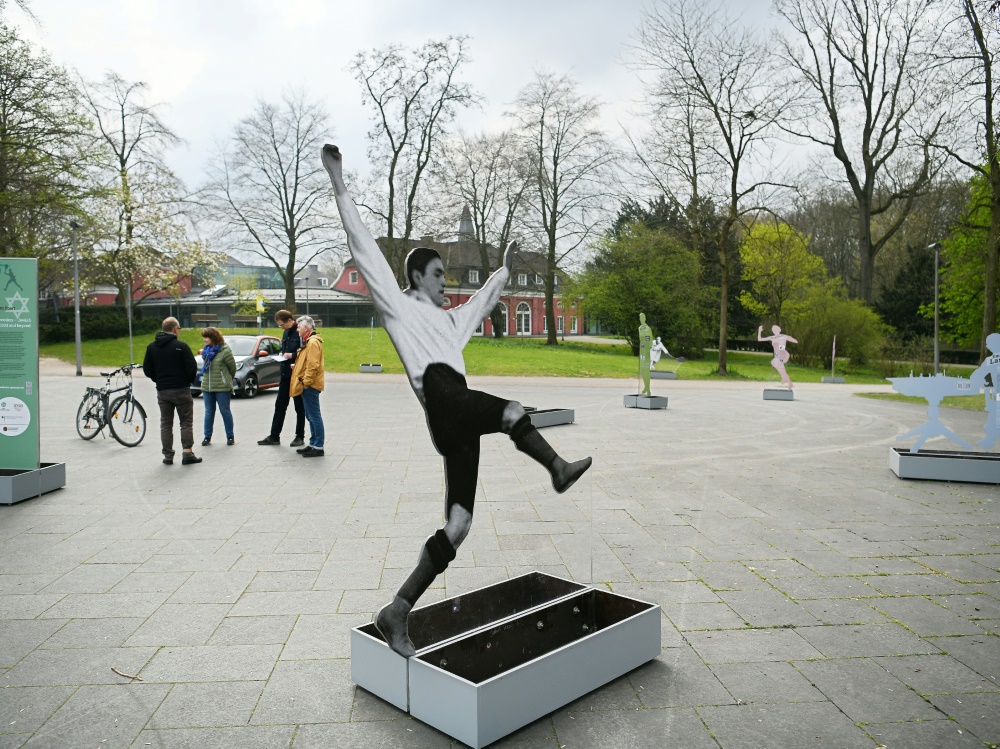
[557,315,564,333]
[517,273,527,286]
[553,274,560,286]
[516,302,531,335]
[497,302,509,334]
[349,271,358,285]
[571,316,578,333]
[535,274,543,285]
[443,297,452,307]
[469,269,479,284]
[319,278,329,287]
[543,315,548,333]
[475,319,484,335]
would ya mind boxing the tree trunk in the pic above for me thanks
[983,185,1000,359]
[490,306,505,338]
[283,269,296,313]
[857,201,875,304]
[545,251,557,345]
[717,249,729,376]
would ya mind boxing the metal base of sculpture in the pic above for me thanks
[528,408,575,428]
[650,371,677,380]
[821,376,845,383]
[763,389,794,401]
[359,363,382,373]
[889,447,1000,484]
[624,394,668,409]
[350,571,660,748]
[0,463,65,505]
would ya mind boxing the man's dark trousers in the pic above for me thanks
[269,366,305,441]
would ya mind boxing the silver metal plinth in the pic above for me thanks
[624,394,668,409]
[650,371,677,379]
[409,588,661,748]
[763,389,794,401]
[889,447,1000,484]
[821,376,845,383]
[359,364,382,373]
[528,408,574,428]
[0,463,66,505]
[351,572,585,711]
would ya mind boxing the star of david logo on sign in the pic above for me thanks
[5,291,28,320]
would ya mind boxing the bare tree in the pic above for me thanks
[80,72,211,306]
[199,90,339,311]
[354,36,479,283]
[508,71,615,345]
[935,0,1000,357]
[435,130,534,337]
[628,0,790,374]
[774,0,950,304]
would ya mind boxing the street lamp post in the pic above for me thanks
[928,242,942,375]
[70,221,82,376]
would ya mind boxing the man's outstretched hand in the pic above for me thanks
[321,144,343,182]
[503,241,517,273]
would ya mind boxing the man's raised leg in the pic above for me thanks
[503,402,591,493]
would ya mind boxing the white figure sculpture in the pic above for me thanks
[758,325,798,389]
[649,337,669,369]
[970,332,1000,451]
[322,144,592,658]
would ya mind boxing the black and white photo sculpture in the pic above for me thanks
[323,144,592,657]
[649,336,685,379]
[887,332,1000,484]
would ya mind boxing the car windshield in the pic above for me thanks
[226,337,260,357]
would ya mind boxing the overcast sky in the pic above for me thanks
[10,0,778,189]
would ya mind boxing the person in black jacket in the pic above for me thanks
[257,309,306,447]
[142,317,202,465]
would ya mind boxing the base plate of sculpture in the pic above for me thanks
[528,408,575,428]
[821,376,845,383]
[624,394,668,409]
[889,447,1000,484]
[351,571,660,747]
[763,389,794,401]
[650,371,677,380]
[359,363,382,373]
[0,463,66,505]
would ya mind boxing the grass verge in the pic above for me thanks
[854,392,985,411]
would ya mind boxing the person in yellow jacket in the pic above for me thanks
[289,315,325,457]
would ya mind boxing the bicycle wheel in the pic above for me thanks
[76,391,105,440]
[109,396,147,447]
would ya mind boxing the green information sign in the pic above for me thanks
[0,258,39,470]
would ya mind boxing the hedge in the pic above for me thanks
[39,305,161,344]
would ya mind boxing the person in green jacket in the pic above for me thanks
[199,327,237,446]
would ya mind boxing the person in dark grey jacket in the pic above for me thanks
[142,317,201,465]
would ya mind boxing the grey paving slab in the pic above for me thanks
[7,373,1000,747]
[928,693,1000,745]
[862,720,990,749]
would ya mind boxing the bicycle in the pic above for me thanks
[75,363,147,447]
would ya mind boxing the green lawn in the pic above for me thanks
[41,327,956,385]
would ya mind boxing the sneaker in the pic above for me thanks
[257,436,280,445]
[301,447,324,458]
[227,437,235,446]
[201,438,211,446]
[181,454,203,465]
[162,457,173,465]
[289,436,305,448]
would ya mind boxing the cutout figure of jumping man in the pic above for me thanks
[322,145,592,658]
[970,332,1000,450]
[758,325,798,389]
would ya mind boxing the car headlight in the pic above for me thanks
[237,359,248,370]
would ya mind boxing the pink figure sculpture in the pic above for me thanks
[758,325,798,389]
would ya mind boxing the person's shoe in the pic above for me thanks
[257,435,280,445]
[201,438,211,446]
[296,445,312,454]
[227,437,235,446]
[289,436,305,447]
[375,599,416,658]
[301,446,324,457]
[162,457,173,465]
[181,454,203,465]
[552,456,592,494]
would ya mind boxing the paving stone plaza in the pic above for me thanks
[1,370,998,748]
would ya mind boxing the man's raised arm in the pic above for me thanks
[454,242,515,341]
[322,145,400,316]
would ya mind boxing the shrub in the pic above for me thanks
[783,280,887,368]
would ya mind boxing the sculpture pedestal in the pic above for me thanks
[0,463,66,505]
[821,376,845,383]
[763,389,794,401]
[351,571,660,748]
[889,447,1000,484]
[650,371,677,380]
[623,394,668,409]
[359,363,382,373]
[528,408,575,428]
